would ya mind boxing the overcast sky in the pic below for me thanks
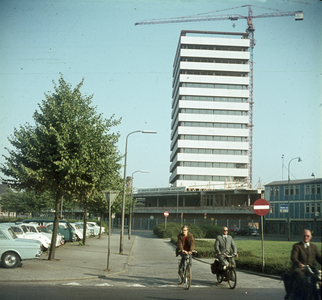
[0,0,321,190]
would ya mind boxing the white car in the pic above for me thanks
[74,222,93,237]
[0,225,42,268]
[87,222,105,234]
[20,223,64,247]
[1,223,51,250]
[70,223,83,241]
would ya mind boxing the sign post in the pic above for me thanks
[253,199,270,273]
[164,211,169,230]
[102,190,119,271]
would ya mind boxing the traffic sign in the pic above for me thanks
[253,199,270,216]
[280,204,288,213]
[164,211,169,217]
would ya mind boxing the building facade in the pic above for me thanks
[132,186,263,229]
[264,178,322,235]
[170,30,251,189]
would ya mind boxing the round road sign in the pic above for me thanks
[253,199,270,216]
[164,211,169,217]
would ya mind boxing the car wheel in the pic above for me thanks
[2,251,21,268]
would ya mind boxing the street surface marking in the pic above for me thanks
[63,282,82,286]
[127,284,146,287]
[95,283,114,286]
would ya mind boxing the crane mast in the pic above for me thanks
[135,5,303,187]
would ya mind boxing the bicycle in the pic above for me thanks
[216,250,237,289]
[286,265,321,300]
[178,250,197,290]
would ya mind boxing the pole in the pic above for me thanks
[120,130,156,253]
[128,170,149,240]
[261,215,264,273]
[107,191,111,271]
[287,157,301,241]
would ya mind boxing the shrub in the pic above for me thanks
[200,224,222,238]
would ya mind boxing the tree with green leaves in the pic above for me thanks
[1,75,122,259]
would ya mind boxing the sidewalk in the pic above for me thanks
[0,230,134,282]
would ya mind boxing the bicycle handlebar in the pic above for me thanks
[178,250,197,254]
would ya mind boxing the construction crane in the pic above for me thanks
[135,5,303,187]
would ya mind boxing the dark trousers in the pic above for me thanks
[179,252,192,269]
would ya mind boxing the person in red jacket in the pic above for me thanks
[176,225,195,273]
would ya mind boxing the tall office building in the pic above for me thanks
[170,30,250,189]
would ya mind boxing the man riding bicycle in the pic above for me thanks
[215,226,238,270]
[176,225,195,273]
[283,229,321,300]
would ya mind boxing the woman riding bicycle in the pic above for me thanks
[176,225,195,273]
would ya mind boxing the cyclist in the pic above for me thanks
[283,229,321,300]
[214,226,238,270]
[176,225,195,273]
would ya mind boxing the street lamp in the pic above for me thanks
[128,170,149,240]
[311,172,315,233]
[120,130,157,254]
[287,156,302,241]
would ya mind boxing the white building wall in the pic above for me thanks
[170,32,250,189]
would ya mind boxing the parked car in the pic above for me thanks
[21,223,64,247]
[228,226,239,233]
[23,219,76,242]
[1,223,51,250]
[0,224,42,268]
[87,222,105,234]
[236,226,259,236]
[75,222,94,237]
[70,223,83,241]
[86,222,100,235]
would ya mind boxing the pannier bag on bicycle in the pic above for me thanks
[211,259,219,274]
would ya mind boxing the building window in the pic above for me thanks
[285,186,289,196]
[305,203,310,213]
[305,185,310,195]
[317,203,321,213]
[290,186,294,195]
[275,187,279,196]
[295,186,299,195]
[311,185,315,195]
[317,185,321,195]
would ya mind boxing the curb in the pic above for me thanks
[0,235,137,283]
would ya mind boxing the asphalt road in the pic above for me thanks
[0,231,287,300]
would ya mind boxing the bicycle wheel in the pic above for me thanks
[228,268,237,289]
[185,264,191,290]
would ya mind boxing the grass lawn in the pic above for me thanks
[194,239,322,275]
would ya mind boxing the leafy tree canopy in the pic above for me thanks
[1,75,122,258]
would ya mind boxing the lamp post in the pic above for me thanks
[120,130,156,254]
[287,156,302,241]
[128,170,149,240]
[311,172,315,233]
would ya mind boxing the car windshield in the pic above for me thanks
[11,226,24,235]
[39,226,50,233]
[8,227,18,239]
[20,225,29,233]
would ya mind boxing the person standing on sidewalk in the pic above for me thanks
[176,225,195,273]
[215,226,238,270]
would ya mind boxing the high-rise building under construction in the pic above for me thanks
[169,30,250,189]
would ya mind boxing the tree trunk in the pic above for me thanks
[48,195,60,260]
[82,206,87,245]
